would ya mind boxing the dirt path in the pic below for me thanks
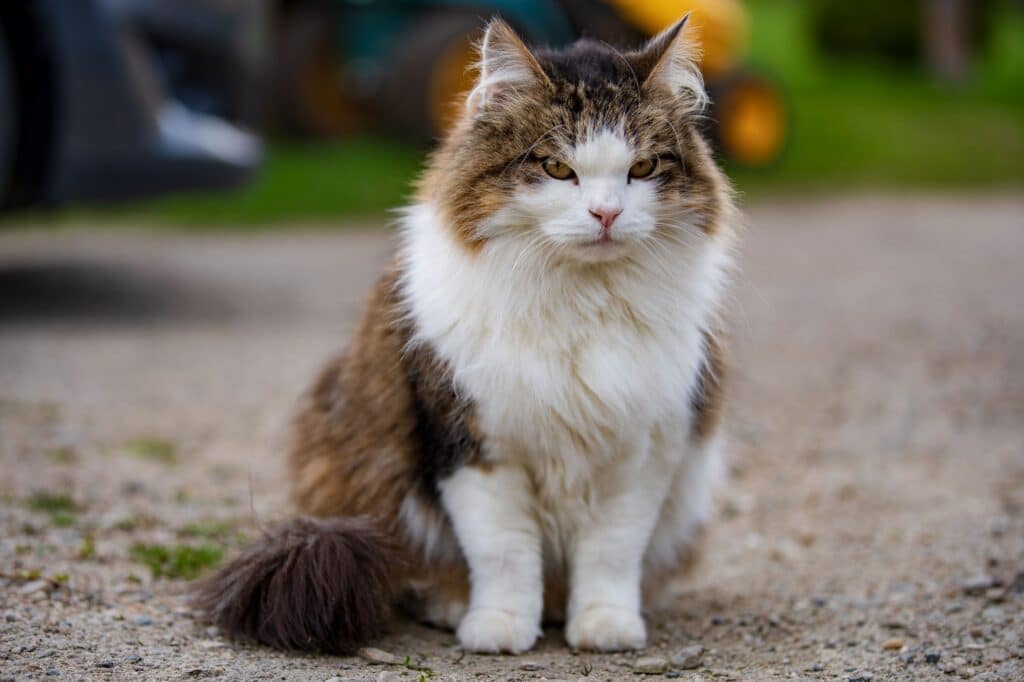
[1,195,1022,681]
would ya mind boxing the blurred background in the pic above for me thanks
[3,3,1024,678]
[1,0,1022,225]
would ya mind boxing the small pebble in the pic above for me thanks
[670,643,704,669]
[633,655,668,674]
[519,661,543,671]
[882,638,904,651]
[126,654,142,664]
[924,650,942,664]
[358,647,398,665]
[18,580,53,596]
[45,670,59,678]
[846,675,872,682]
[95,661,115,669]
[964,575,996,595]
[135,616,154,626]
[324,678,344,682]
[982,606,1006,623]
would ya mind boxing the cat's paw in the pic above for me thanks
[422,596,468,631]
[565,605,646,652]
[457,608,540,653]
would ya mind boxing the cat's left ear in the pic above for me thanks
[467,19,551,111]
[633,15,707,110]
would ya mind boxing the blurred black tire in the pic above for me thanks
[0,23,15,204]
[272,3,359,137]
[381,12,483,144]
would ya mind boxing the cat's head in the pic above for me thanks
[420,17,731,264]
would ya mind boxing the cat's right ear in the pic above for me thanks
[467,19,550,112]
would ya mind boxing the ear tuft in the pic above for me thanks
[635,15,707,112]
[467,19,549,111]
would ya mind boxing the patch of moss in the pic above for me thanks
[179,520,237,541]
[78,535,96,560]
[122,437,178,464]
[27,491,79,514]
[46,446,79,465]
[113,513,159,532]
[50,511,77,528]
[130,543,223,580]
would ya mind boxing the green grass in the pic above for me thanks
[72,137,423,228]
[27,491,79,514]
[46,447,79,465]
[27,491,80,528]
[179,520,238,541]
[50,511,77,528]
[130,542,223,580]
[121,437,178,464]
[732,0,1024,192]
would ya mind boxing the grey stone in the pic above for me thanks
[358,647,398,665]
[633,655,669,674]
[670,643,705,669]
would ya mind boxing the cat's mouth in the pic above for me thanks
[580,232,622,247]
[569,234,633,262]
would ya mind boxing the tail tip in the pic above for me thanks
[193,516,399,654]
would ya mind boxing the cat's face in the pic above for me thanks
[423,18,729,265]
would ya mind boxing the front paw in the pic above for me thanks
[457,608,540,653]
[566,605,646,652]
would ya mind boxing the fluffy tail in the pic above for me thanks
[193,516,401,654]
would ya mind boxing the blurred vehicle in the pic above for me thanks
[0,0,265,212]
[271,0,787,167]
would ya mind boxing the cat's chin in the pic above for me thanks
[563,237,634,264]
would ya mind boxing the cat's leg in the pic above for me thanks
[565,438,677,652]
[439,464,543,653]
[644,432,724,607]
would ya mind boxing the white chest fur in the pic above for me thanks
[400,204,730,500]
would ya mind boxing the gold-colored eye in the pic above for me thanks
[542,158,575,180]
[629,158,657,179]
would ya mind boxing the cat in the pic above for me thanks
[195,15,739,655]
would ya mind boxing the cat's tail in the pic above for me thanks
[192,516,401,654]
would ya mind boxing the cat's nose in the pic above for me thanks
[589,208,621,230]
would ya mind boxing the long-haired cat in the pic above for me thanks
[196,15,738,655]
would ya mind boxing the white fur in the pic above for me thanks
[468,22,544,110]
[644,18,709,113]
[399,128,734,652]
[439,466,543,653]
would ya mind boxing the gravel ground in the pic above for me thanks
[1,195,1022,681]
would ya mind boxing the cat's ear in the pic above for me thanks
[634,15,707,110]
[467,19,550,111]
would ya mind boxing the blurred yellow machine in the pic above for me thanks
[274,0,788,167]
[610,0,787,166]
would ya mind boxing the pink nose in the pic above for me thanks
[589,208,621,230]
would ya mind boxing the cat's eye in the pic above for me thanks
[629,158,657,180]
[542,158,575,181]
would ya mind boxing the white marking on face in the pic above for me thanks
[505,128,663,263]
